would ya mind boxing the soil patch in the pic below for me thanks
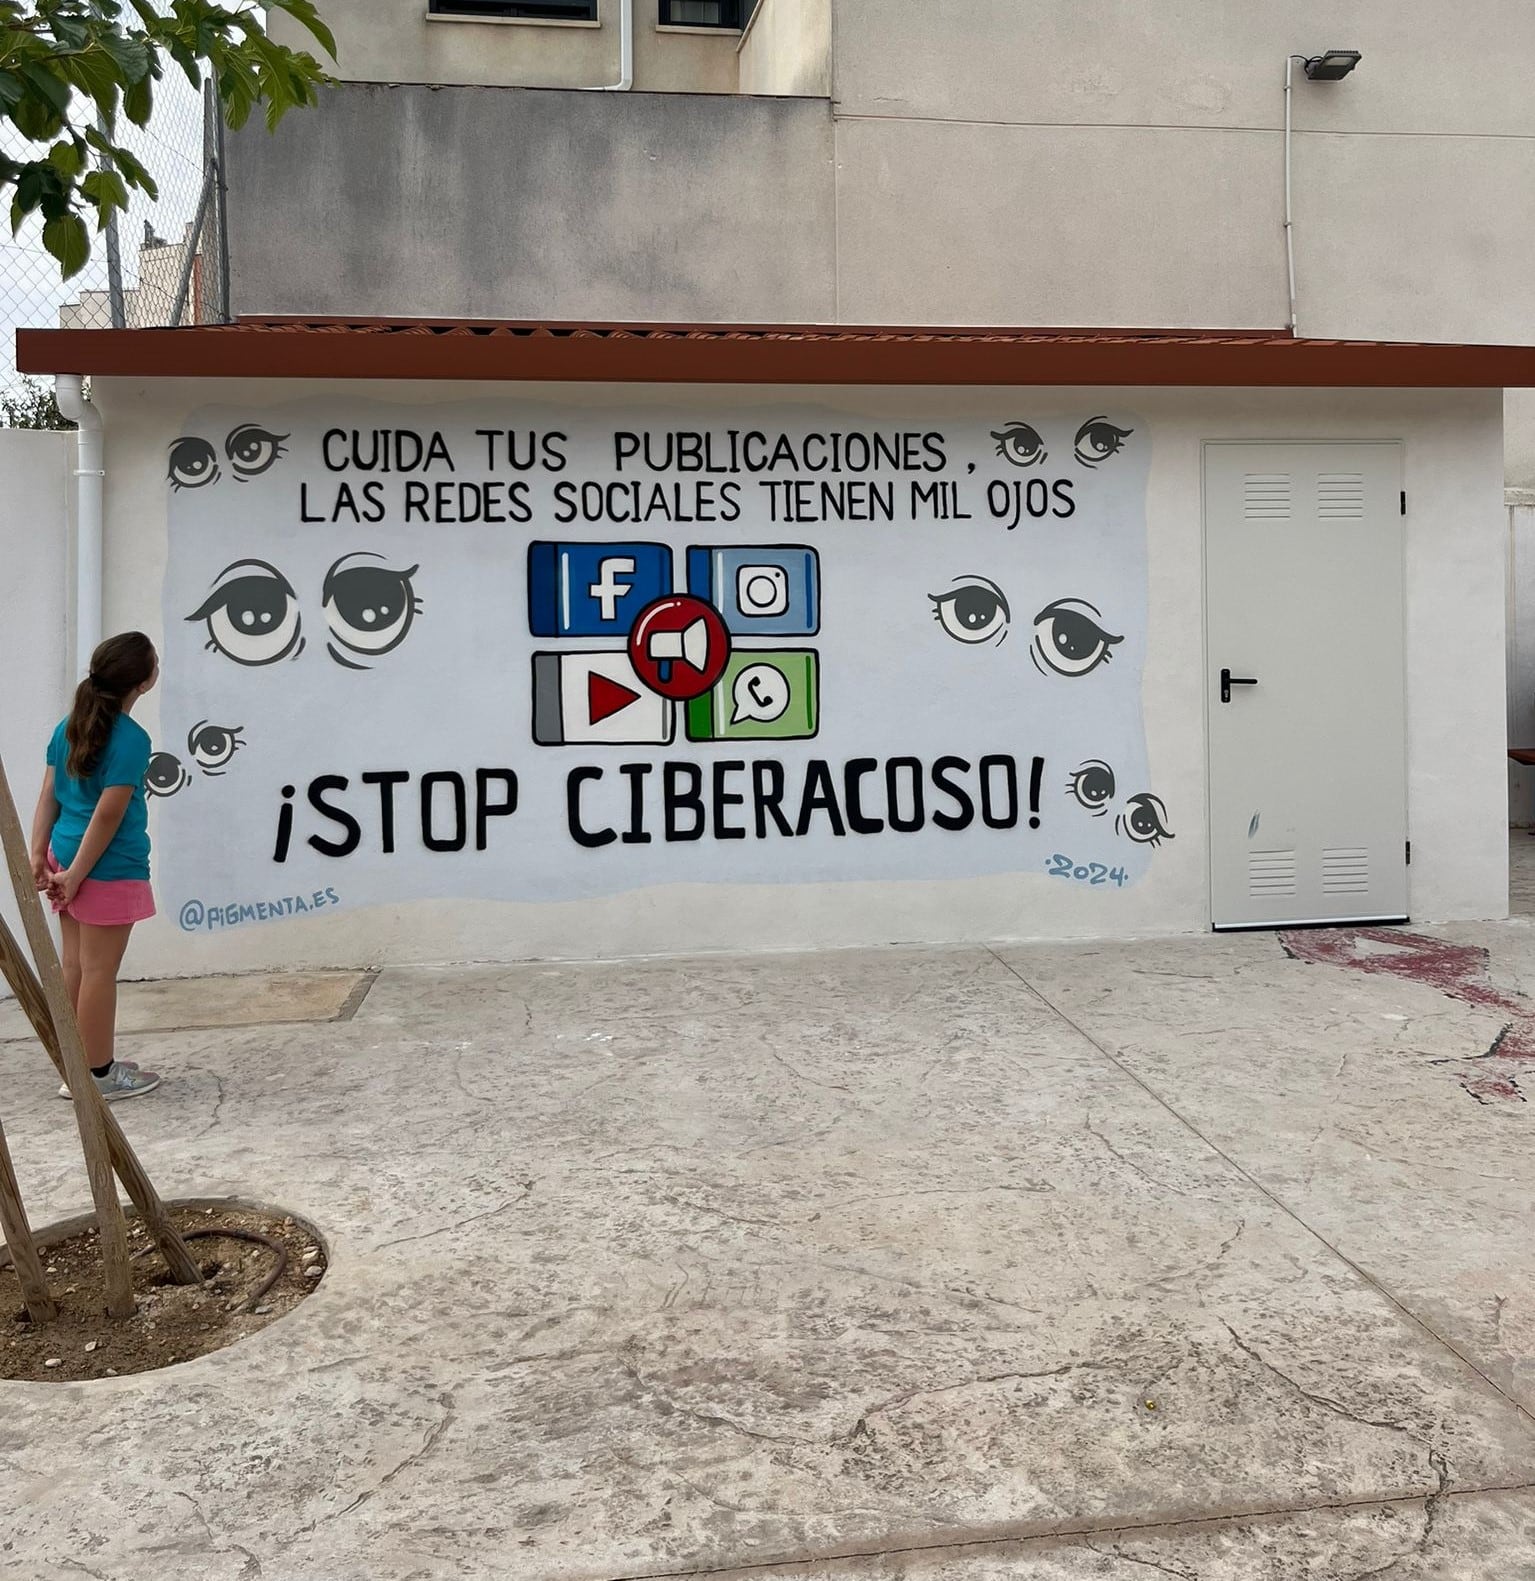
[1,1202,324,1381]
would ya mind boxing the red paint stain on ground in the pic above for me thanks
[1279,927,1531,1103]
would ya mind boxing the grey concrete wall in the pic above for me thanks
[738,0,829,98]
[270,1,741,93]
[827,0,1535,339]
[227,84,835,322]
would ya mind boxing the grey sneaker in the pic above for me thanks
[59,1058,140,1099]
[91,1064,161,1102]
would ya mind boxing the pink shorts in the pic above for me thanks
[46,849,156,928]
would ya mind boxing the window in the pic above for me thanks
[429,1,599,19]
[658,0,745,27]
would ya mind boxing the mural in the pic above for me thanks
[158,402,1166,931]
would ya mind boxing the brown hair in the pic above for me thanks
[65,632,156,780]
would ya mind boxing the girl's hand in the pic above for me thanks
[30,852,50,892]
[49,867,85,908]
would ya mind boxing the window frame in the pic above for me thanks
[656,0,745,29]
[427,0,600,22]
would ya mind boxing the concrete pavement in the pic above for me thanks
[2,920,1535,1578]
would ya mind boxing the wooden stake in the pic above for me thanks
[0,1113,56,1322]
[0,916,200,1286]
[0,753,134,1317]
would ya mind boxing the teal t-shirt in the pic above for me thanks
[47,714,152,882]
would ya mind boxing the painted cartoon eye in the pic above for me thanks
[991,422,1048,469]
[187,560,303,667]
[1118,792,1175,847]
[1031,598,1123,678]
[1068,760,1116,815]
[168,437,219,491]
[187,721,245,776]
[323,553,423,669]
[145,752,191,799]
[1073,417,1133,469]
[224,424,289,481]
[929,577,1011,646]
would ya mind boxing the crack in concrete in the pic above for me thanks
[1086,1542,1200,1580]
[1221,1322,1434,1445]
[305,1351,374,1376]
[187,1071,228,1143]
[659,1194,781,1229]
[373,1184,533,1253]
[290,1390,459,1541]
[618,1350,817,1448]
[763,1046,852,1094]
[740,1114,844,1156]
[1145,1219,1246,1292]
[844,1359,1099,1441]
[809,1183,1057,1219]
[798,1253,1044,1317]
[1343,1451,1448,1580]
[449,1045,495,1112]
[168,1489,264,1578]
[1082,1116,1190,1198]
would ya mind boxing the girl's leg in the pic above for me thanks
[59,914,82,1014]
[76,922,134,1075]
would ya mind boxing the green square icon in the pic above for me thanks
[686,650,819,742]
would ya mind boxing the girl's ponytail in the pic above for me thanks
[64,632,156,780]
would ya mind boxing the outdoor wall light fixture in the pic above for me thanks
[1302,49,1362,81]
[1285,49,1363,333]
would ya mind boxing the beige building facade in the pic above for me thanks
[257,2,1535,481]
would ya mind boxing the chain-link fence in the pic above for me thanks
[1,11,230,408]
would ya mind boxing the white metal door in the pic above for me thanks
[1205,442,1407,929]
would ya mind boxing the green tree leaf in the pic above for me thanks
[42,211,89,277]
[45,137,84,179]
[81,166,129,221]
[2,0,335,279]
[121,64,152,124]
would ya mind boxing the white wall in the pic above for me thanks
[1508,494,1535,826]
[88,377,1506,976]
[0,428,75,967]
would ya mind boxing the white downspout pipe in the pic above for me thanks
[1284,54,1299,335]
[55,374,104,677]
[588,0,633,90]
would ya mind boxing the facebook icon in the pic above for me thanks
[527,541,672,638]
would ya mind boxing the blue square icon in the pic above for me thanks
[528,541,672,638]
[687,545,819,637]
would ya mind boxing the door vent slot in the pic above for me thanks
[1322,847,1370,894]
[1317,473,1365,518]
[1244,474,1291,519]
[1249,850,1297,896]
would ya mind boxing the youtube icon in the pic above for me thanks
[531,651,674,746]
[588,669,641,727]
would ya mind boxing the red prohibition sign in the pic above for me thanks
[627,595,731,701]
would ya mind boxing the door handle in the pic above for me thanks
[1220,667,1258,704]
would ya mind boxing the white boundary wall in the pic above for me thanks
[90,378,1508,976]
[1508,492,1535,826]
[0,427,75,963]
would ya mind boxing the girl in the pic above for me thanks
[29,632,162,1101]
